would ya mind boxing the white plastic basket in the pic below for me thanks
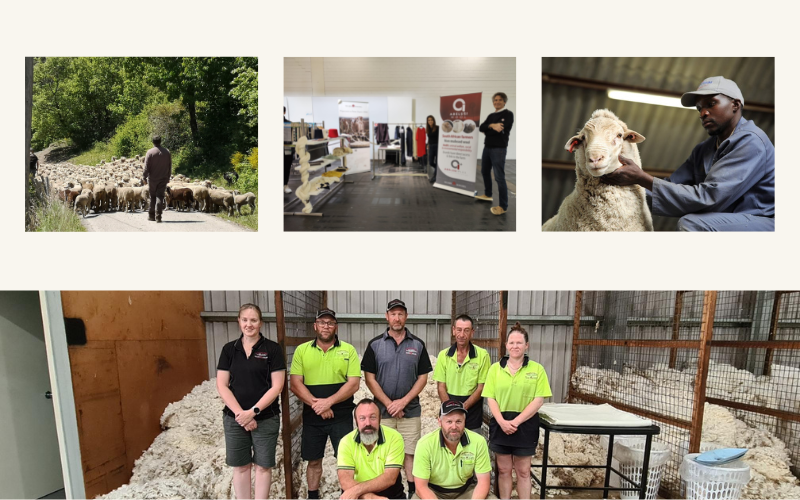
[601,436,671,500]
[679,453,750,500]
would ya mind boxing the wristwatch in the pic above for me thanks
[252,406,261,415]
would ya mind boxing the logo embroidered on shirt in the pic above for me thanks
[405,348,418,356]
[254,352,268,360]
[525,372,538,380]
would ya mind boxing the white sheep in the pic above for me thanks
[543,109,653,231]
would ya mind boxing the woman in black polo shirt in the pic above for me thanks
[216,303,286,499]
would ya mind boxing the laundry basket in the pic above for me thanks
[679,453,750,500]
[601,436,671,499]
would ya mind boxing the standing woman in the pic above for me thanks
[217,303,286,499]
[426,115,439,184]
[477,93,514,215]
[284,107,294,194]
[482,323,551,499]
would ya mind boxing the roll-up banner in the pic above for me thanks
[338,101,371,174]
[434,92,481,196]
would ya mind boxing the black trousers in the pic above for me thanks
[148,179,168,218]
[284,153,293,185]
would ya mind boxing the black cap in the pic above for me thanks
[315,308,337,320]
[440,400,467,417]
[386,299,407,312]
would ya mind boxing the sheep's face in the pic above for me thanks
[566,117,645,177]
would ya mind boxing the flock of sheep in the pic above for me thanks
[37,155,256,219]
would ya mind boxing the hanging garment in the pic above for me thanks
[416,127,426,156]
[374,123,389,144]
[406,126,413,160]
[399,127,406,165]
[395,126,401,140]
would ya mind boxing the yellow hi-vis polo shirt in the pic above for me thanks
[290,337,361,423]
[412,428,491,492]
[481,355,552,413]
[338,425,405,484]
[433,342,491,396]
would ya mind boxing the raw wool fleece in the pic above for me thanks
[98,380,292,499]
[543,109,653,231]
[572,363,800,499]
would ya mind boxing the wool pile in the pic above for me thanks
[572,362,800,499]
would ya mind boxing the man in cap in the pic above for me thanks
[143,135,172,223]
[433,314,491,432]
[602,76,774,231]
[291,308,361,500]
[337,398,406,499]
[362,299,433,499]
[411,400,493,499]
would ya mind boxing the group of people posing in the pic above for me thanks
[217,299,550,500]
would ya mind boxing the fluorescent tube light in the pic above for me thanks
[608,90,689,109]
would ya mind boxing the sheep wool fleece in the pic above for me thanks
[543,109,653,231]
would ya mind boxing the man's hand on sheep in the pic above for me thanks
[600,155,654,191]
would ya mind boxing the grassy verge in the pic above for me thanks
[28,197,86,232]
[69,141,116,166]
[214,210,257,231]
[209,174,258,231]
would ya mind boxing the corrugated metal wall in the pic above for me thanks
[541,57,775,231]
[203,291,576,403]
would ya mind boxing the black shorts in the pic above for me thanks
[489,442,538,457]
[302,417,353,461]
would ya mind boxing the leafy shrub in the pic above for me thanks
[111,112,152,158]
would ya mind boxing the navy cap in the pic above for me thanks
[440,400,467,416]
[315,308,337,320]
[386,299,407,312]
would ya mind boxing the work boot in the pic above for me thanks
[156,215,162,223]
[148,215,156,221]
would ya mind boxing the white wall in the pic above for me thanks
[0,292,64,499]
[284,57,516,159]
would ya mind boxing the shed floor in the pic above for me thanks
[284,160,516,231]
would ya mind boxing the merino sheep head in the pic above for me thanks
[565,109,645,177]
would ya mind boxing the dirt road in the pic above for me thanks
[80,210,252,232]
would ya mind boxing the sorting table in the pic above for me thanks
[534,419,661,499]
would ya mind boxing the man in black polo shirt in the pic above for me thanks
[362,299,433,499]
[290,308,361,500]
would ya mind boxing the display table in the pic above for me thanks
[534,404,660,499]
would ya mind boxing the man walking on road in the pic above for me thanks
[143,135,172,223]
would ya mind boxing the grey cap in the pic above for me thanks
[681,76,744,107]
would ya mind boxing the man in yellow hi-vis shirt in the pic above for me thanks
[337,399,406,499]
[433,314,491,432]
[412,401,494,499]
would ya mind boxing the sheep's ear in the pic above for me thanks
[624,130,645,143]
[564,135,582,152]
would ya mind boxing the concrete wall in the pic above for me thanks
[61,291,208,498]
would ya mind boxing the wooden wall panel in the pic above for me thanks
[61,291,207,498]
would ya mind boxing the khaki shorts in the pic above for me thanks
[382,416,421,455]
[411,484,497,499]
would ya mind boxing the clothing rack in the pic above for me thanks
[371,122,429,180]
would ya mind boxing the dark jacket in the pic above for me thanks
[143,145,172,183]
[479,109,514,148]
